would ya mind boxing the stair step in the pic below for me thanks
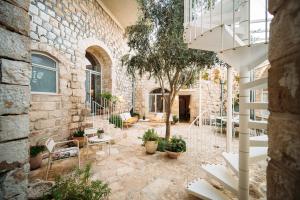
[250,135,268,147]
[186,179,228,200]
[249,147,268,163]
[222,152,239,176]
[241,78,268,90]
[245,102,268,110]
[248,120,268,130]
[222,147,268,175]
[202,164,238,194]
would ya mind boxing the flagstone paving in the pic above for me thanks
[29,122,266,199]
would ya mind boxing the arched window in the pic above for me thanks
[30,53,58,93]
[149,88,169,113]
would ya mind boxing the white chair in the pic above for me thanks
[84,128,112,159]
[45,138,80,180]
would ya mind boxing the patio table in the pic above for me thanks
[86,135,112,157]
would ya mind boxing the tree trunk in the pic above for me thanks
[165,94,172,140]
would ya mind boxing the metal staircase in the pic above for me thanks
[184,0,271,199]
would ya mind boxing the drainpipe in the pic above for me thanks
[239,68,250,200]
[226,66,233,152]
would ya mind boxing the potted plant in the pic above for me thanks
[30,145,45,170]
[72,128,85,148]
[140,129,159,154]
[97,129,105,139]
[165,136,186,159]
[172,115,179,125]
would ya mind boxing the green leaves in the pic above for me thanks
[49,164,111,200]
[141,129,159,142]
[165,136,187,153]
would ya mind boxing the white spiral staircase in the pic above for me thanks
[184,0,271,199]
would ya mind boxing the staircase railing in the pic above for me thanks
[91,97,133,130]
[184,0,272,49]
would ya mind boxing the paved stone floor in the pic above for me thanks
[30,122,266,200]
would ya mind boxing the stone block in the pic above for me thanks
[268,113,300,171]
[69,122,79,129]
[268,1,300,62]
[71,81,80,89]
[0,139,29,168]
[0,0,30,35]
[48,110,62,118]
[31,94,61,102]
[267,159,300,200]
[0,27,30,62]
[5,0,30,11]
[29,111,48,122]
[40,11,49,22]
[37,2,45,10]
[37,26,47,37]
[30,102,56,111]
[269,53,300,114]
[29,4,39,15]
[0,164,29,200]
[0,84,30,115]
[34,119,56,130]
[0,59,31,85]
[0,115,29,142]
[72,115,80,122]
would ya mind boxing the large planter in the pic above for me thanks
[165,151,181,159]
[72,136,85,148]
[30,153,43,170]
[145,141,158,154]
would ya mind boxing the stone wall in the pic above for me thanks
[267,0,300,199]
[28,0,133,144]
[134,73,223,122]
[0,0,31,198]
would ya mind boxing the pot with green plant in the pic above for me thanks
[97,129,105,139]
[165,136,186,159]
[172,115,179,125]
[30,145,45,170]
[72,128,85,148]
[140,129,159,154]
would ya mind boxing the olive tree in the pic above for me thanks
[122,0,217,139]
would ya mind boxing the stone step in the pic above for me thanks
[248,120,268,130]
[202,164,238,194]
[222,152,239,176]
[186,179,228,200]
[241,77,268,90]
[245,102,268,110]
[250,135,268,147]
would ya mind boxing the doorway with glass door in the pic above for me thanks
[85,69,101,105]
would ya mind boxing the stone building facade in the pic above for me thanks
[28,0,133,144]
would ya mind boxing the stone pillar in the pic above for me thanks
[267,0,300,199]
[0,0,31,199]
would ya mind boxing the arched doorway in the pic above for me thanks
[85,51,101,104]
[84,45,112,104]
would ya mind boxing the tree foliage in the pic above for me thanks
[122,0,217,139]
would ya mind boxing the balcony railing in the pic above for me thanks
[184,0,273,49]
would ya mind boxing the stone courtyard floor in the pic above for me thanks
[29,122,267,200]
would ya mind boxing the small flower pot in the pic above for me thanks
[145,141,158,154]
[30,153,43,170]
[72,136,85,148]
[166,151,181,159]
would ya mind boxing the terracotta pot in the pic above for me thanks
[166,151,181,159]
[72,136,85,148]
[145,141,158,154]
[30,153,43,170]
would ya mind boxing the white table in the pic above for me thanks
[86,135,112,158]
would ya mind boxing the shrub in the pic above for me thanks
[172,115,179,124]
[109,115,123,128]
[165,136,186,153]
[98,92,118,103]
[140,129,159,144]
[72,128,85,137]
[48,164,110,200]
[157,137,168,152]
[131,112,140,119]
[30,145,45,157]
